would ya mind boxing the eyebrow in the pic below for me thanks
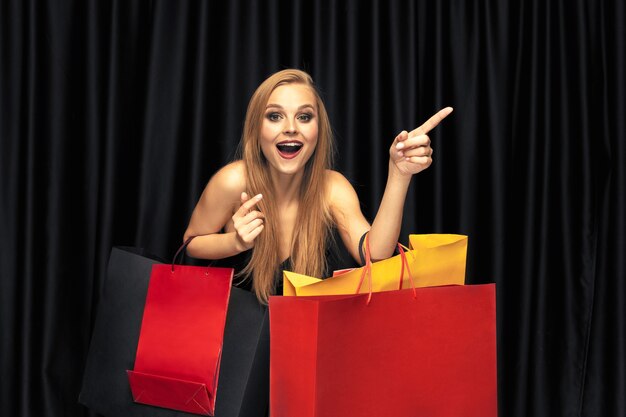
[265,103,316,111]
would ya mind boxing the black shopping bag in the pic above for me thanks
[79,247,269,417]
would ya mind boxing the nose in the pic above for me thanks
[284,118,298,135]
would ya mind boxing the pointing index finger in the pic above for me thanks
[239,193,263,213]
[410,107,454,137]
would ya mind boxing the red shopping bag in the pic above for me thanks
[127,241,233,416]
[269,237,497,417]
[270,285,497,417]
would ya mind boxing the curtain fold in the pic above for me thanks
[1,1,624,416]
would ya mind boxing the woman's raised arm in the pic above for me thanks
[332,107,454,262]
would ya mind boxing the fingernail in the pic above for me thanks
[396,142,404,149]
[256,194,263,199]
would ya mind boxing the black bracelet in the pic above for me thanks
[358,231,369,265]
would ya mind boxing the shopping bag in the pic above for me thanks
[283,233,467,296]
[407,233,468,287]
[271,232,496,416]
[79,246,270,417]
[269,284,497,417]
[125,243,233,415]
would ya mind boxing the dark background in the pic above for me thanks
[1,1,624,416]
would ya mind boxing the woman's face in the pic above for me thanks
[260,83,319,177]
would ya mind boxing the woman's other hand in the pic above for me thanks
[232,192,265,251]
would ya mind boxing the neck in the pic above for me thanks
[270,169,304,206]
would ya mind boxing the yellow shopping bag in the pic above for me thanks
[283,234,468,296]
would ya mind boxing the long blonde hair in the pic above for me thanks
[238,69,335,303]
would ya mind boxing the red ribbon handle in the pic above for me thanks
[355,234,417,303]
[396,244,417,298]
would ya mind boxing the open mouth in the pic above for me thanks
[276,141,303,159]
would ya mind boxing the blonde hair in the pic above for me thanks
[238,69,335,303]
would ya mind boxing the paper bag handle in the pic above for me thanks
[171,236,195,272]
[355,234,417,304]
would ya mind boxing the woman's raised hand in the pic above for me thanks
[232,192,265,251]
[390,107,453,176]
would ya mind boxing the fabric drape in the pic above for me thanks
[1,1,624,416]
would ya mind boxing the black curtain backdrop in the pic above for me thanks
[1,0,624,416]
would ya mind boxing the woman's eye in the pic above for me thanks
[267,112,282,122]
[298,113,313,122]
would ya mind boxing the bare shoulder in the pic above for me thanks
[207,160,247,197]
[186,161,247,236]
[195,161,247,215]
[326,169,357,200]
[325,169,362,216]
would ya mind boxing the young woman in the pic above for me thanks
[183,69,452,303]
